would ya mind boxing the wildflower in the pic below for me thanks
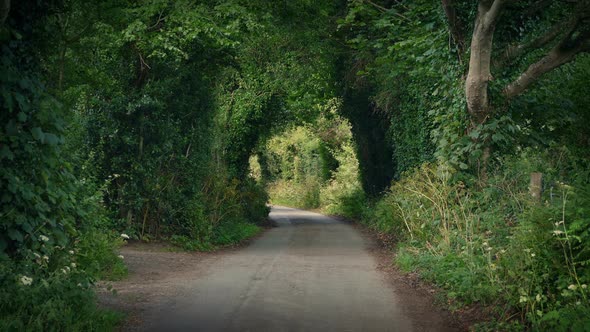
[500,249,506,254]
[113,174,120,178]
[482,242,488,246]
[486,247,493,251]
[489,263,497,271]
[568,284,577,291]
[582,284,587,289]
[120,233,130,240]
[65,266,70,272]
[20,276,33,286]
[39,235,49,242]
[552,230,564,235]
[68,250,74,255]
[42,255,49,262]
[531,253,536,257]
[118,255,124,259]
[70,263,76,268]
[61,268,67,274]
[33,253,41,259]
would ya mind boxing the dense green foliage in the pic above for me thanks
[2,0,589,330]
[1,0,342,329]
[262,101,365,218]
[333,1,590,330]
[264,0,590,330]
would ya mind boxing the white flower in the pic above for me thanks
[39,235,49,242]
[552,230,564,235]
[531,253,536,257]
[482,242,488,246]
[486,247,493,251]
[65,266,70,272]
[61,268,67,274]
[42,255,49,261]
[568,284,577,291]
[120,233,130,240]
[70,263,76,268]
[118,255,124,259]
[582,284,587,289]
[68,250,74,255]
[33,253,41,259]
[20,276,33,286]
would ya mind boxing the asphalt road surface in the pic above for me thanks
[140,206,435,331]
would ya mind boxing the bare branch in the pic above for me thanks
[494,18,574,68]
[148,10,166,31]
[362,0,410,22]
[364,0,388,12]
[503,29,590,98]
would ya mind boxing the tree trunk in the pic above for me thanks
[464,1,505,181]
[465,1,503,127]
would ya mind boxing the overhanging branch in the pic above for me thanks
[503,29,590,98]
[494,18,573,68]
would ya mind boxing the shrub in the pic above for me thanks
[0,255,121,331]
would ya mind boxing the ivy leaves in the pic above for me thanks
[0,46,80,259]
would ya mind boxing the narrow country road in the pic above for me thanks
[134,206,456,331]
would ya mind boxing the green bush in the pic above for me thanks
[76,230,127,281]
[170,171,266,251]
[268,178,321,209]
[0,256,121,331]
